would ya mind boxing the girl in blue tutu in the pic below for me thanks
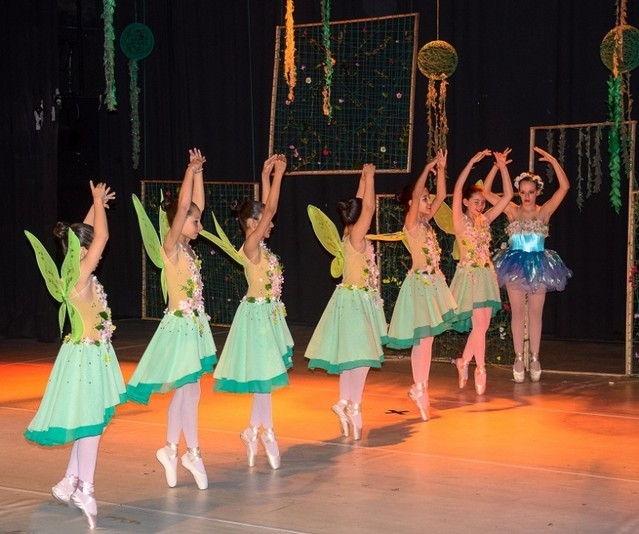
[483,147,571,382]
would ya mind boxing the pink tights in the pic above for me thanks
[65,435,101,484]
[460,307,492,368]
[337,367,370,428]
[411,336,433,385]
[167,381,201,449]
[249,393,274,429]
[507,284,546,355]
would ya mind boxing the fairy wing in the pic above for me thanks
[132,194,168,301]
[366,231,410,253]
[24,230,82,337]
[60,230,84,340]
[200,211,244,266]
[307,205,344,278]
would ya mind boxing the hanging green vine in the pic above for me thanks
[608,73,623,213]
[129,61,141,169]
[320,0,333,120]
[576,128,585,210]
[593,126,603,194]
[545,130,555,184]
[102,0,117,111]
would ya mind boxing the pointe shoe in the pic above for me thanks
[346,403,362,441]
[331,401,350,437]
[52,474,78,504]
[181,447,209,490]
[70,480,97,530]
[455,358,469,389]
[156,443,178,487]
[408,384,429,421]
[530,353,542,382]
[513,353,525,383]
[474,366,487,395]
[260,428,281,470]
[240,426,260,467]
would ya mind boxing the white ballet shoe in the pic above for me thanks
[408,383,429,421]
[156,442,178,487]
[513,354,525,383]
[331,401,350,437]
[346,403,362,441]
[52,474,78,504]
[260,428,281,470]
[240,426,259,467]
[530,353,542,382]
[70,480,97,530]
[181,447,209,490]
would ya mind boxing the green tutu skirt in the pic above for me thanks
[449,266,502,333]
[25,341,126,447]
[126,313,217,404]
[386,270,457,349]
[214,299,293,393]
[305,285,388,374]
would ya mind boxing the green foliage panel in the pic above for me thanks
[140,181,258,325]
[270,14,418,173]
[376,194,513,364]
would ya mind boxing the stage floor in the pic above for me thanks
[1,320,637,533]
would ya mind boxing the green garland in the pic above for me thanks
[607,73,623,214]
[320,0,333,119]
[129,61,141,170]
[103,0,117,111]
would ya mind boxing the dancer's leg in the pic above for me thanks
[470,307,492,394]
[166,387,184,445]
[527,289,547,355]
[179,381,201,449]
[506,285,527,355]
[411,336,433,384]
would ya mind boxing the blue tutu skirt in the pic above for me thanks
[493,248,572,293]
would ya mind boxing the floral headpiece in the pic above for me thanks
[514,172,544,193]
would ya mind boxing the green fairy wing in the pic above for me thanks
[430,199,460,259]
[366,231,410,253]
[307,205,344,278]
[132,194,168,301]
[24,230,82,337]
[200,211,243,266]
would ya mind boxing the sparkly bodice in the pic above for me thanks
[67,276,115,345]
[162,243,206,317]
[506,218,548,253]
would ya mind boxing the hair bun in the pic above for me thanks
[52,221,69,239]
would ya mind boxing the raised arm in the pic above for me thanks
[535,146,570,221]
[429,149,448,218]
[452,150,491,236]
[349,163,376,249]
[163,151,206,255]
[485,150,514,224]
[260,154,279,203]
[82,183,115,226]
[482,148,513,208]
[405,155,438,230]
[244,155,287,259]
[77,181,111,285]
[189,148,205,212]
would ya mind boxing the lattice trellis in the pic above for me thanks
[375,194,513,364]
[270,13,419,174]
[139,180,258,326]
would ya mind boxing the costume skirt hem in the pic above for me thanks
[308,356,384,375]
[451,301,502,333]
[126,353,217,405]
[386,309,456,350]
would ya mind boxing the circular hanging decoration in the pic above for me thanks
[120,22,155,61]
[600,24,639,73]
[417,40,458,80]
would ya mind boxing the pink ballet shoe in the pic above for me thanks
[181,447,208,490]
[346,403,362,441]
[156,442,178,487]
[513,354,525,383]
[530,353,542,382]
[331,401,350,437]
[52,474,78,504]
[475,366,487,395]
[408,383,429,421]
[240,426,259,467]
[455,358,469,389]
[70,480,97,530]
[260,428,281,470]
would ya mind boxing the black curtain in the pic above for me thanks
[2,0,635,342]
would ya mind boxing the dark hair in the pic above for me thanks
[161,199,200,226]
[394,181,417,215]
[462,184,483,201]
[337,197,362,227]
[232,199,265,233]
[53,221,93,255]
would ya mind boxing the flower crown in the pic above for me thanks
[514,172,544,193]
